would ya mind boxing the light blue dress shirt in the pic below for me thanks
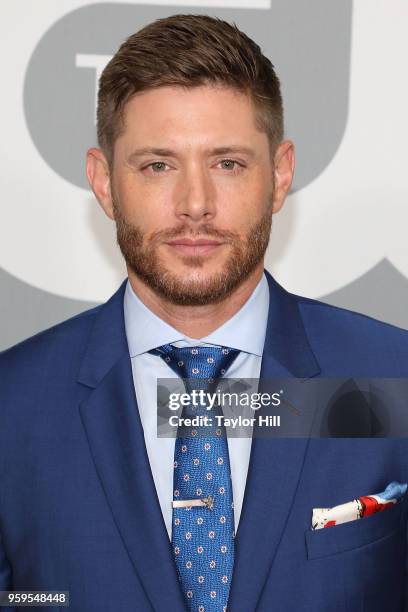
[123,272,270,540]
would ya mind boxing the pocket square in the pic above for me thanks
[311,481,407,530]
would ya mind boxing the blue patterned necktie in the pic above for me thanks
[150,344,240,611]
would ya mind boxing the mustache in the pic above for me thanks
[112,202,239,244]
[149,224,239,244]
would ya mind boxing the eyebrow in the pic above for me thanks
[126,145,256,165]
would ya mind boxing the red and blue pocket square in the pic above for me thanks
[311,481,407,530]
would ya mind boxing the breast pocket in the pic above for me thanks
[305,497,406,560]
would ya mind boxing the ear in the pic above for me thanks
[86,147,115,220]
[271,140,295,214]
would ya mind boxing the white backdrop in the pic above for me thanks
[1,0,407,348]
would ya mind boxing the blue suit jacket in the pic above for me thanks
[1,269,408,611]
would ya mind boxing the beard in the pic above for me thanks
[112,199,273,306]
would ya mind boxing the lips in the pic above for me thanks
[166,238,223,255]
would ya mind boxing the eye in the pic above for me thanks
[143,161,169,173]
[218,159,243,173]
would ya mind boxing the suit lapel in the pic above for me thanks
[78,281,187,611]
[228,270,321,611]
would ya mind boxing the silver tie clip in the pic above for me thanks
[172,495,214,510]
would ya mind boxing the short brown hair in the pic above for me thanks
[97,14,284,165]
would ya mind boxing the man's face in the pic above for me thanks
[94,85,289,305]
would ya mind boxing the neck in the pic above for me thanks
[127,263,264,338]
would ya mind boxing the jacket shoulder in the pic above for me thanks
[296,293,408,338]
[294,293,408,374]
[0,304,102,373]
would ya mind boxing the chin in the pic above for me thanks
[160,251,212,270]
[171,266,222,284]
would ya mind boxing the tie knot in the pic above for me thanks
[150,343,239,382]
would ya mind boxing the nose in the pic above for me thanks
[174,163,216,223]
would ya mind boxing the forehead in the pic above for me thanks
[117,84,267,150]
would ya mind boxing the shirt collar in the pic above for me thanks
[124,272,269,358]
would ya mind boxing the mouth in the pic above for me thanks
[165,238,224,256]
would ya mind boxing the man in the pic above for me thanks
[1,14,408,612]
